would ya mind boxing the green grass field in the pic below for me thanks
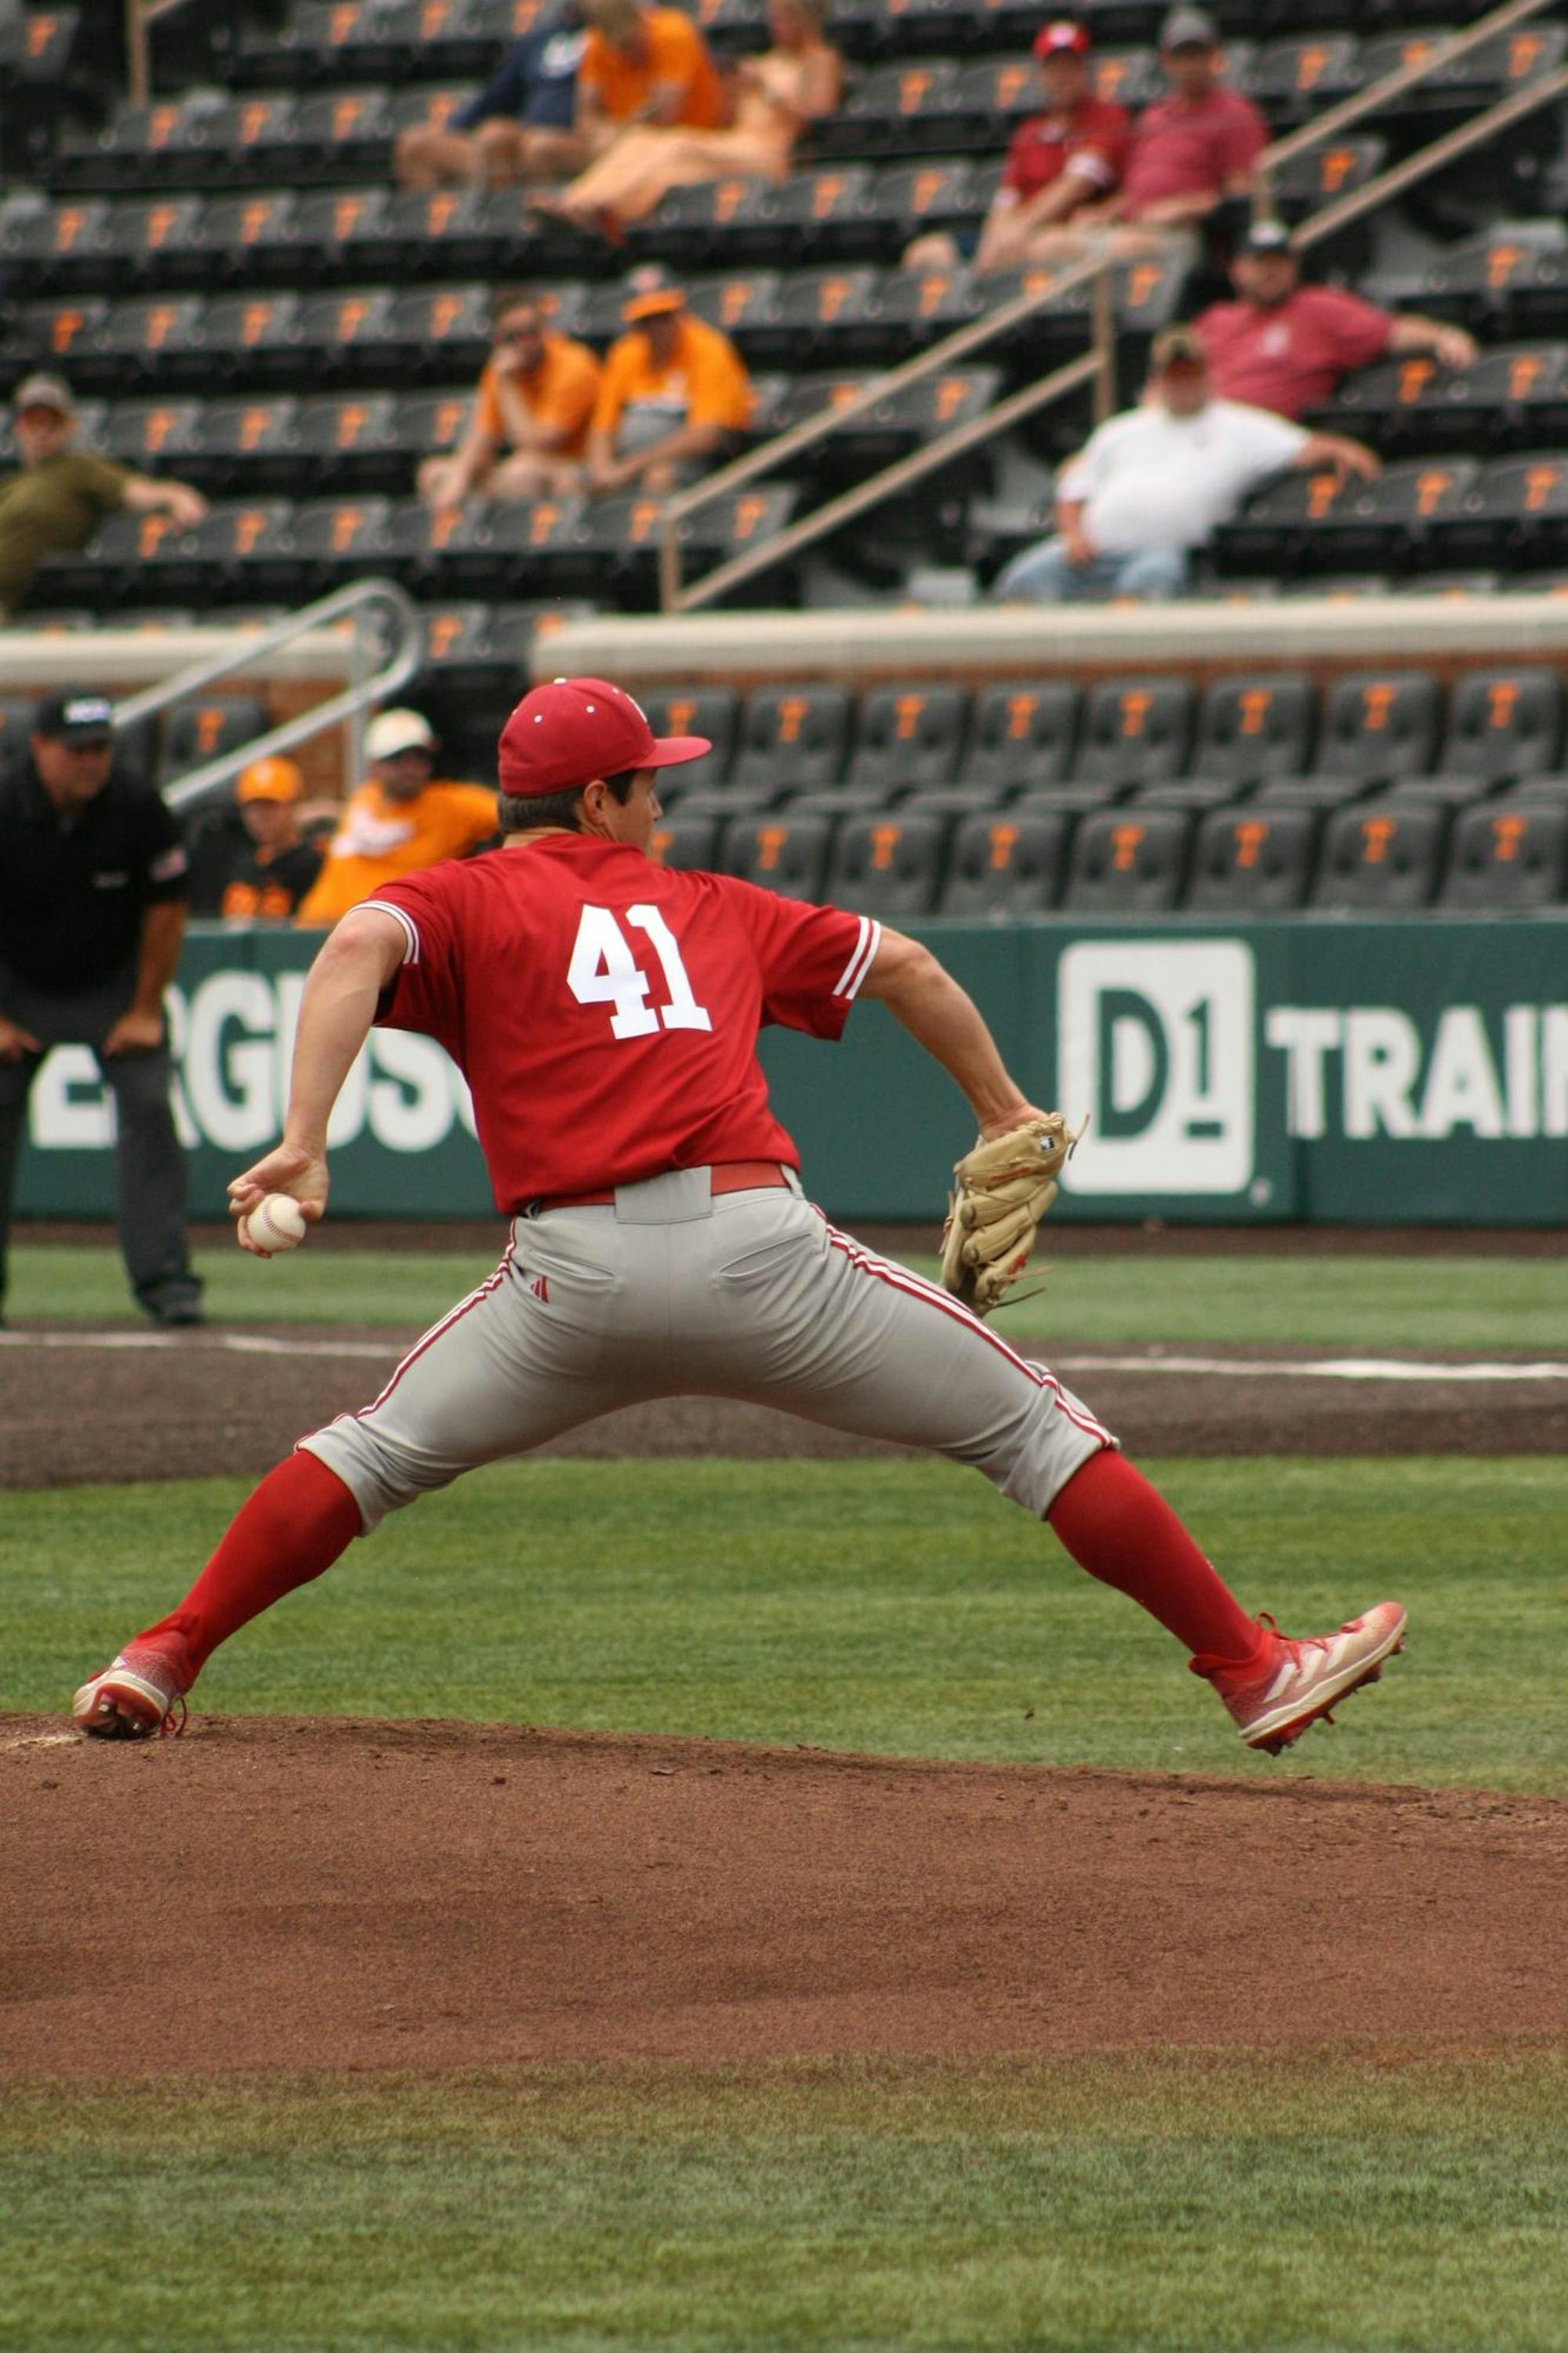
[8,1454,1567,1792]
[5,2057,1567,2353]
[6,1244,1566,2351]
[9,1237,1568,1349]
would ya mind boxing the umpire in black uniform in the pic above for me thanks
[0,688,204,1327]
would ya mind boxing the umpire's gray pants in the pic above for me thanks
[303,1169,1113,1532]
[0,963,200,1319]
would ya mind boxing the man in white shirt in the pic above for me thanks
[991,325,1379,602]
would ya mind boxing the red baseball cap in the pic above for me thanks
[497,676,711,798]
[1035,18,1091,57]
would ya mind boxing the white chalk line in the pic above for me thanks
[2,1331,1566,1384]
[0,1730,78,1752]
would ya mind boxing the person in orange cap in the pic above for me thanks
[584,265,753,497]
[217,757,324,921]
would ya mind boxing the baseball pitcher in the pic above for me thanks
[74,677,1406,1754]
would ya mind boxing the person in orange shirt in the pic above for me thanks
[218,759,325,921]
[296,711,500,926]
[575,0,728,138]
[586,266,753,496]
[419,288,602,510]
[551,0,840,236]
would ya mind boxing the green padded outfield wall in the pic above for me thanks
[16,916,1568,1225]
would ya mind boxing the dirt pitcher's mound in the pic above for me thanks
[4,1718,1564,2077]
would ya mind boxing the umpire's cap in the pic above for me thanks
[498,677,710,797]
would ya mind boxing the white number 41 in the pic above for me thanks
[567,903,713,1038]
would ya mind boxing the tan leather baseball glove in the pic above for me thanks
[938,1113,1083,1318]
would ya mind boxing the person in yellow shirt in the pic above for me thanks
[586,266,753,496]
[419,288,602,510]
[296,711,500,925]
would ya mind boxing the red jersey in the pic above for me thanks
[366,837,880,1209]
[1196,285,1394,419]
[1002,94,1131,205]
[1120,85,1266,214]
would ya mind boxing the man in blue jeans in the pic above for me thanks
[395,0,588,189]
[991,324,1377,603]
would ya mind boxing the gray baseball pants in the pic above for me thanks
[0,963,201,1320]
[303,1168,1112,1531]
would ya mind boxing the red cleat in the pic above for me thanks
[1192,1602,1408,1755]
[72,1638,192,1741]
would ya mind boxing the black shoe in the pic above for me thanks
[146,1298,206,1329]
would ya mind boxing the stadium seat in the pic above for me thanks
[102,398,205,474]
[825,812,946,916]
[762,265,887,365]
[650,812,725,872]
[1439,667,1564,783]
[191,394,304,493]
[845,682,968,793]
[725,812,833,899]
[1312,800,1449,910]
[1253,773,1381,811]
[1439,800,1568,907]
[194,190,301,285]
[291,392,406,488]
[1193,674,1317,786]
[162,694,270,783]
[1240,34,1363,122]
[732,684,853,793]
[287,496,397,591]
[960,681,1080,793]
[637,688,740,797]
[1187,807,1320,912]
[1319,671,1443,784]
[1062,808,1191,913]
[824,57,965,161]
[96,195,208,290]
[1076,679,1192,790]
[860,160,985,260]
[746,163,869,265]
[84,295,206,392]
[937,808,1068,917]
[1301,458,1482,575]
[678,267,786,357]
[1433,453,1568,568]
[200,291,308,385]
[630,175,779,272]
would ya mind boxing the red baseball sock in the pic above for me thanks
[134,1450,363,1677]
[1047,1448,1262,1664]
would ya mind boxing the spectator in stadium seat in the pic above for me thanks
[991,325,1378,602]
[419,287,601,511]
[1195,218,1479,419]
[585,265,753,497]
[0,688,203,1328]
[906,20,1131,277]
[396,1,589,189]
[0,375,207,622]
[546,0,840,237]
[216,759,325,921]
[296,711,500,925]
[1020,5,1265,266]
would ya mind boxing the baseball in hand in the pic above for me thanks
[245,1193,309,1254]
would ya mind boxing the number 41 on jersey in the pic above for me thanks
[567,903,713,1039]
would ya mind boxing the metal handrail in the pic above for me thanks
[654,250,1116,607]
[112,576,424,811]
[125,0,194,107]
[1292,60,1568,252]
[1258,0,1558,179]
[659,253,1120,609]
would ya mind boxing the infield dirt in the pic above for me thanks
[5,1717,1565,2078]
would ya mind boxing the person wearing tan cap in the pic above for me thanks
[584,265,753,497]
[213,759,325,921]
[0,374,207,620]
[992,325,1377,602]
[296,710,501,925]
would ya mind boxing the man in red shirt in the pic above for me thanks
[1196,218,1478,419]
[72,678,1406,1759]
[905,20,1129,275]
[979,20,1131,272]
[998,6,1265,264]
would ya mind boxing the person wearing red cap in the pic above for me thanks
[74,674,1407,1764]
[904,21,1129,277]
